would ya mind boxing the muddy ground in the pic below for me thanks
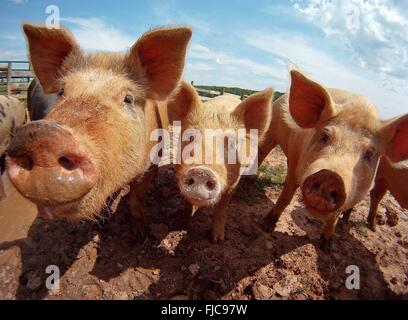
[0,148,407,300]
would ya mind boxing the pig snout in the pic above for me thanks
[179,166,221,202]
[7,120,97,207]
[302,169,346,213]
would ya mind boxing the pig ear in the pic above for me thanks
[289,70,336,128]
[128,27,192,101]
[233,88,274,136]
[378,114,408,163]
[167,81,201,123]
[23,23,78,93]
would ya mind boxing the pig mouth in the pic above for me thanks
[36,202,81,221]
[35,185,130,221]
[179,188,219,207]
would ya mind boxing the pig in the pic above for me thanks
[7,23,191,228]
[27,78,58,120]
[259,70,408,251]
[167,82,274,242]
[361,158,407,231]
[0,95,26,200]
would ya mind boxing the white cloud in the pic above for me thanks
[189,43,285,79]
[61,17,134,51]
[185,42,286,91]
[242,29,408,118]
[291,0,408,95]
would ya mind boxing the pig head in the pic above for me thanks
[7,23,191,222]
[168,82,273,242]
[262,70,408,251]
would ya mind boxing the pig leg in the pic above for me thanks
[128,165,158,237]
[0,155,5,201]
[263,167,298,232]
[341,208,353,224]
[367,178,387,232]
[320,214,341,253]
[211,180,239,243]
[0,175,5,201]
[258,140,277,166]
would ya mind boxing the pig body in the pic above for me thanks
[260,70,408,251]
[0,95,26,199]
[0,95,26,157]
[366,158,408,231]
[168,83,273,242]
[7,24,191,226]
[27,78,58,121]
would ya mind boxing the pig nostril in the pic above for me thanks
[187,178,195,186]
[311,182,320,192]
[206,180,216,191]
[330,191,339,204]
[58,157,76,171]
[14,155,34,171]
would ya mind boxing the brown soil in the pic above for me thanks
[0,148,407,300]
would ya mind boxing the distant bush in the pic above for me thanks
[194,84,285,101]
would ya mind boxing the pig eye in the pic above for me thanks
[123,94,134,104]
[363,149,375,162]
[319,131,330,144]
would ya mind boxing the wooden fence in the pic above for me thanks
[0,61,249,102]
[0,61,33,100]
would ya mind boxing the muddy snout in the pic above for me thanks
[302,169,346,213]
[7,120,97,206]
[179,167,221,203]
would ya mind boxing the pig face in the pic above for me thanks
[7,23,191,221]
[289,70,408,219]
[168,83,273,208]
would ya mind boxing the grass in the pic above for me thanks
[254,164,286,191]
[354,221,368,237]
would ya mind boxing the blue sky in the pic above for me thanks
[1,0,407,118]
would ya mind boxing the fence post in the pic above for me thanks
[27,63,31,83]
[7,62,12,96]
